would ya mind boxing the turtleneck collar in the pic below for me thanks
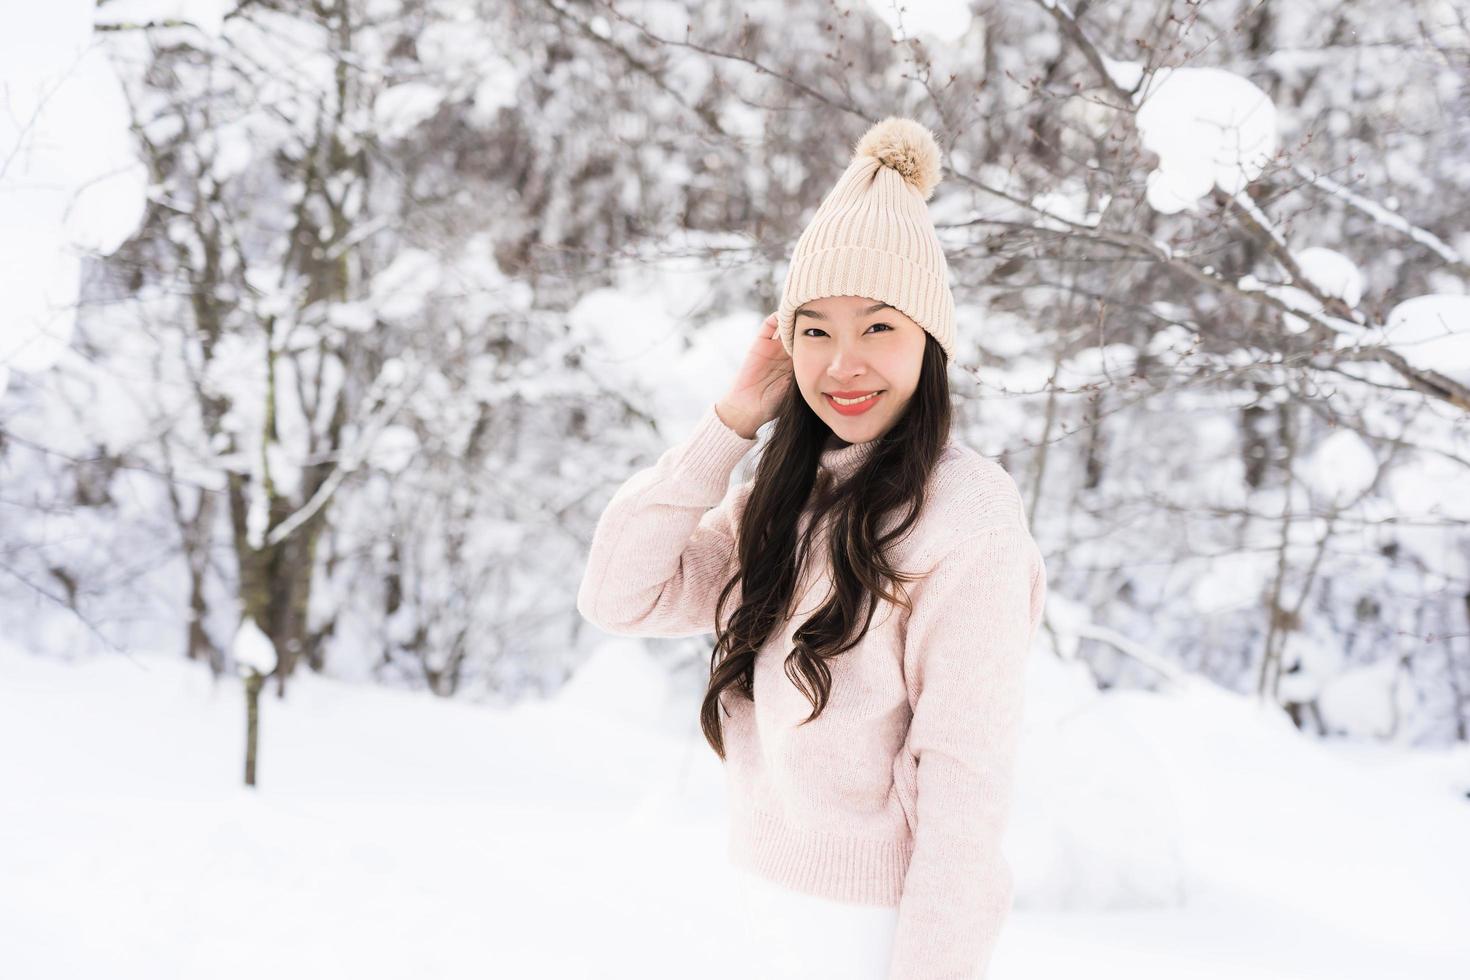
[818,436,880,480]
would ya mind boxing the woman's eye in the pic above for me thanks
[800,323,892,338]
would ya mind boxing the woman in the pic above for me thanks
[577,117,1047,980]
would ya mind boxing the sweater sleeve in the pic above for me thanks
[887,522,1047,980]
[575,403,758,638]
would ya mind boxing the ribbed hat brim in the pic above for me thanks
[777,244,956,360]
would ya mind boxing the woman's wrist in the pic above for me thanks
[714,400,760,440]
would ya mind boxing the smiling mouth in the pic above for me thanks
[826,391,883,405]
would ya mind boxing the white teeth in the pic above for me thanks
[831,392,879,405]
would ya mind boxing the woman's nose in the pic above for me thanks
[826,346,866,380]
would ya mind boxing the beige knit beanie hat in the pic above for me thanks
[775,116,956,361]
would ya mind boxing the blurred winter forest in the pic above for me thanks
[4,0,1469,745]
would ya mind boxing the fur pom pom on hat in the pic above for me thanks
[853,116,943,201]
[775,116,957,360]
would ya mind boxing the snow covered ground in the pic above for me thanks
[2,639,1467,980]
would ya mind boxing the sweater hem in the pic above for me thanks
[727,801,912,908]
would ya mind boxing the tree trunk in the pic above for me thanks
[244,670,263,787]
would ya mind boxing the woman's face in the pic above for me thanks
[791,295,926,445]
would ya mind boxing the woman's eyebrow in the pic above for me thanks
[794,302,894,321]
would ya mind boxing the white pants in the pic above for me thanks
[732,865,900,980]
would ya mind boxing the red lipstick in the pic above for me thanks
[824,390,884,416]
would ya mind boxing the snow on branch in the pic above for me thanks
[1292,163,1470,276]
[263,356,426,549]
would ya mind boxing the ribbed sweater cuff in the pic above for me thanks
[674,404,757,487]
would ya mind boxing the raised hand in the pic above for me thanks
[715,312,792,439]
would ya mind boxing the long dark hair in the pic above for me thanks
[699,332,953,759]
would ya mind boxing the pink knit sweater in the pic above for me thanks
[576,404,1048,979]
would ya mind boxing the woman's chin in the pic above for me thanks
[823,410,885,439]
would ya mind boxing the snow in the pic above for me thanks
[1030,189,1093,230]
[366,423,420,475]
[2,9,1468,975]
[203,118,257,183]
[1135,67,1279,214]
[556,638,673,729]
[0,233,78,375]
[567,261,764,427]
[94,0,233,38]
[1381,294,1470,385]
[412,16,523,124]
[1292,164,1468,267]
[1101,55,1144,94]
[1384,447,1470,523]
[326,300,378,333]
[1294,246,1364,306]
[374,83,444,141]
[3,640,1467,979]
[231,617,278,675]
[1316,656,1405,740]
[860,0,974,43]
[470,64,521,122]
[570,287,682,368]
[1143,323,1202,368]
[1054,342,1138,388]
[370,249,445,322]
[1188,550,1277,614]
[0,3,149,395]
[1244,243,1366,335]
[1300,429,1378,504]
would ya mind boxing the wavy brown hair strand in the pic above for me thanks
[700,334,953,759]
